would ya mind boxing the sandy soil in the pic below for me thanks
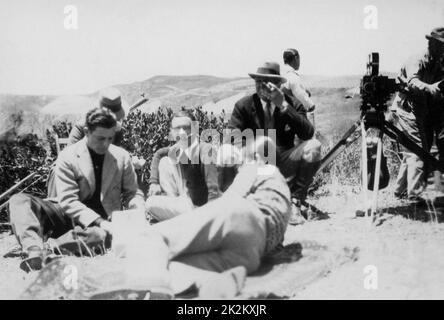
[1,183,444,300]
[291,184,444,299]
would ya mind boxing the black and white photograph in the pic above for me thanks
[1,0,444,302]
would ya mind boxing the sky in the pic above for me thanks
[0,0,443,95]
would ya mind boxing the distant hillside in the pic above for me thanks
[1,73,397,141]
[0,74,372,112]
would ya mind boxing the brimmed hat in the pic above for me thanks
[248,62,286,83]
[98,87,127,120]
[426,27,444,43]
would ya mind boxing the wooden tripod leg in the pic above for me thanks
[370,131,383,223]
[361,122,368,216]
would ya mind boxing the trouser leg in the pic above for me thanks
[152,195,267,274]
[394,108,429,195]
[8,193,71,251]
[146,195,193,221]
[435,122,444,172]
[277,139,322,200]
[405,153,426,198]
[394,155,408,196]
[158,156,187,197]
[146,156,194,221]
[46,165,57,198]
[124,195,266,294]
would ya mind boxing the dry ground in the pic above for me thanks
[1,183,444,300]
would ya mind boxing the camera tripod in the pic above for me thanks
[316,109,440,223]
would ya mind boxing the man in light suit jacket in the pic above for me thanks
[9,107,145,271]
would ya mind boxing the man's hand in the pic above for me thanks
[266,82,286,110]
[427,81,442,97]
[148,183,162,196]
[132,156,146,170]
[99,220,114,236]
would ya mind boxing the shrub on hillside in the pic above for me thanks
[0,106,226,222]
[1,105,401,223]
[120,106,226,193]
[310,132,401,197]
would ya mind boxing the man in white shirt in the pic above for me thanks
[145,110,219,222]
[282,48,316,114]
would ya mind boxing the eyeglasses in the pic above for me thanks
[255,79,281,86]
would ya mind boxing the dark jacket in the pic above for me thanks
[227,93,314,150]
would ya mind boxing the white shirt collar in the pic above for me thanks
[283,64,299,76]
[183,138,199,160]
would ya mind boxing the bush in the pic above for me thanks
[120,106,226,193]
[0,107,225,222]
[0,105,400,223]
[309,131,401,197]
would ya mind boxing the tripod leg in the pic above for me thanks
[361,121,369,216]
[317,120,361,175]
[434,170,443,192]
[370,131,384,223]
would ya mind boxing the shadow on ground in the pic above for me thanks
[383,197,444,223]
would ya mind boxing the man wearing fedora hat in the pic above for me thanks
[227,61,322,225]
[389,27,444,201]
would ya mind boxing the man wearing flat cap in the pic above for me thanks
[227,62,322,224]
[389,27,444,201]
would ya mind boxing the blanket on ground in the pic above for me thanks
[17,240,359,300]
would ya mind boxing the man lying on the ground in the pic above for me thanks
[9,107,145,272]
[145,109,219,222]
[92,137,291,299]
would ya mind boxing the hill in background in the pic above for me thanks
[1,73,398,141]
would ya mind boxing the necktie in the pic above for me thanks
[264,101,274,131]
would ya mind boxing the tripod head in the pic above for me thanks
[360,53,398,118]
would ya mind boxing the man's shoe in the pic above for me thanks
[52,227,107,257]
[288,199,306,226]
[19,246,57,273]
[407,196,427,207]
[300,200,329,221]
[306,206,330,221]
